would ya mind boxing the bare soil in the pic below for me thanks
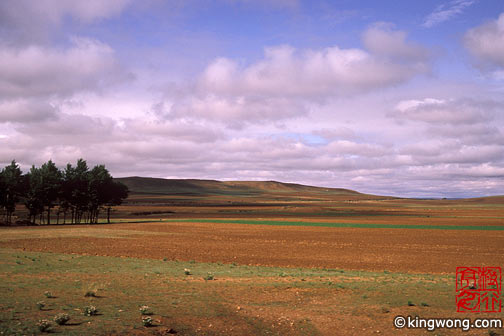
[1,219,503,274]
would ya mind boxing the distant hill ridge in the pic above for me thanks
[115,176,362,196]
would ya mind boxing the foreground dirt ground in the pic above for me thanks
[0,240,502,336]
[1,219,503,274]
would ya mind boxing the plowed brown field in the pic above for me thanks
[1,219,503,274]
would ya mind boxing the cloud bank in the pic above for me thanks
[0,1,503,198]
[161,25,430,128]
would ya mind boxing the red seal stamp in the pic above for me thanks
[456,267,501,313]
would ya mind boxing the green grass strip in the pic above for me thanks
[164,219,504,231]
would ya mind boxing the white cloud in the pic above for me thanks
[169,94,307,128]
[123,118,223,143]
[160,25,431,128]
[14,113,119,142]
[0,0,132,43]
[313,127,357,141]
[0,37,131,99]
[199,29,430,99]
[422,0,476,28]
[464,13,504,70]
[326,140,389,158]
[2,99,503,198]
[391,98,495,125]
[0,99,58,123]
[362,23,429,61]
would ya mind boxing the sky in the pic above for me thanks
[1,0,504,198]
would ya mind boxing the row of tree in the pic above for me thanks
[0,159,129,225]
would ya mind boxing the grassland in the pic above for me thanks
[0,248,476,335]
[1,177,503,335]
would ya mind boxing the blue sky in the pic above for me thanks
[1,0,504,197]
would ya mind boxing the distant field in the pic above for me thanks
[1,177,503,335]
[162,218,504,230]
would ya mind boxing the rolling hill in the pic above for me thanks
[115,176,363,197]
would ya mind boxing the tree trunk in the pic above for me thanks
[47,207,51,225]
[107,207,111,224]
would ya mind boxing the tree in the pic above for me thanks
[2,158,128,225]
[88,164,114,223]
[24,165,45,224]
[0,170,5,222]
[59,164,74,224]
[60,159,90,224]
[104,181,129,223]
[39,160,62,225]
[0,161,24,224]
[24,161,62,225]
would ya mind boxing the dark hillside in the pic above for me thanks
[115,177,362,197]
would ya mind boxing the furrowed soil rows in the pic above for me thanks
[1,220,503,273]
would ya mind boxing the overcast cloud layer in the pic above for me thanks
[1,0,503,198]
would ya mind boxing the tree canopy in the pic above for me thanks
[0,159,128,225]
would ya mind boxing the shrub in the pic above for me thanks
[54,313,70,325]
[84,290,97,297]
[142,316,153,327]
[139,305,152,315]
[84,305,98,316]
[420,302,429,307]
[44,291,54,298]
[407,300,415,306]
[204,272,214,281]
[37,301,46,310]
[37,319,52,332]
[184,268,191,275]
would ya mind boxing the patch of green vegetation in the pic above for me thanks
[216,210,438,218]
[0,227,173,241]
[164,218,504,231]
[0,248,458,335]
